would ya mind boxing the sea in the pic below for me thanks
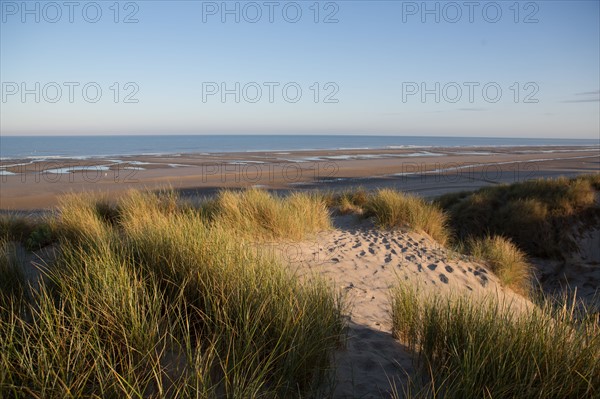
[1,135,599,160]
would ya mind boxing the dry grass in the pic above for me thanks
[205,188,331,240]
[391,283,600,399]
[0,189,344,398]
[365,189,449,245]
[0,213,55,251]
[468,235,532,295]
[438,175,600,258]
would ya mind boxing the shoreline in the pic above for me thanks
[1,145,599,210]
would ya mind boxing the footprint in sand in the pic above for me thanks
[473,270,488,286]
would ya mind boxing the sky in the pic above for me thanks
[1,0,599,138]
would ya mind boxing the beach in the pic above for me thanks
[2,158,599,397]
[1,145,598,210]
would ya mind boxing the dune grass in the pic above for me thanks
[2,178,599,396]
[325,188,370,215]
[365,189,449,245]
[0,189,344,398]
[467,235,532,295]
[391,283,600,399]
[437,175,600,258]
[0,213,55,251]
[0,239,25,312]
[203,188,332,240]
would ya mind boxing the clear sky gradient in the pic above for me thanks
[1,0,599,138]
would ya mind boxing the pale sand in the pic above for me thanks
[1,146,598,209]
[278,215,532,398]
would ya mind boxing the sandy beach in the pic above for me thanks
[1,145,598,210]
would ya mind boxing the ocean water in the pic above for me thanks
[1,135,598,160]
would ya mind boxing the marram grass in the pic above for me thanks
[0,189,344,398]
[438,174,600,258]
[468,235,532,295]
[365,189,449,245]
[204,188,332,240]
[391,283,600,399]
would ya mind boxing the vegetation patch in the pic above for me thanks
[365,189,449,245]
[391,283,600,399]
[203,188,331,240]
[467,235,532,295]
[0,190,344,398]
[437,175,600,258]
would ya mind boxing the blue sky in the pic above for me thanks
[1,0,599,138]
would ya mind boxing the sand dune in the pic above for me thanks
[4,189,597,397]
[277,215,529,398]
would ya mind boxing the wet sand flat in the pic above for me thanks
[1,146,598,210]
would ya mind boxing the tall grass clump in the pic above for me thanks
[0,214,36,243]
[206,188,331,240]
[117,191,343,395]
[0,239,26,313]
[438,175,600,258]
[391,284,600,398]
[1,189,344,398]
[327,188,369,215]
[366,189,449,245]
[55,193,113,246]
[468,235,532,294]
[0,213,56,251]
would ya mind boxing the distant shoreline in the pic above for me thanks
[2,145,599,210]
[1,135,598,160]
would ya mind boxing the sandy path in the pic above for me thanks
[280,216,520,398]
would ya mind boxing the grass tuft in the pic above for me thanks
[207,188,331,240]
[0,189,343,398]
[365,189,449,245]
[391,283,600,399]
[468,235,532,294]
[438,175,600,258]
